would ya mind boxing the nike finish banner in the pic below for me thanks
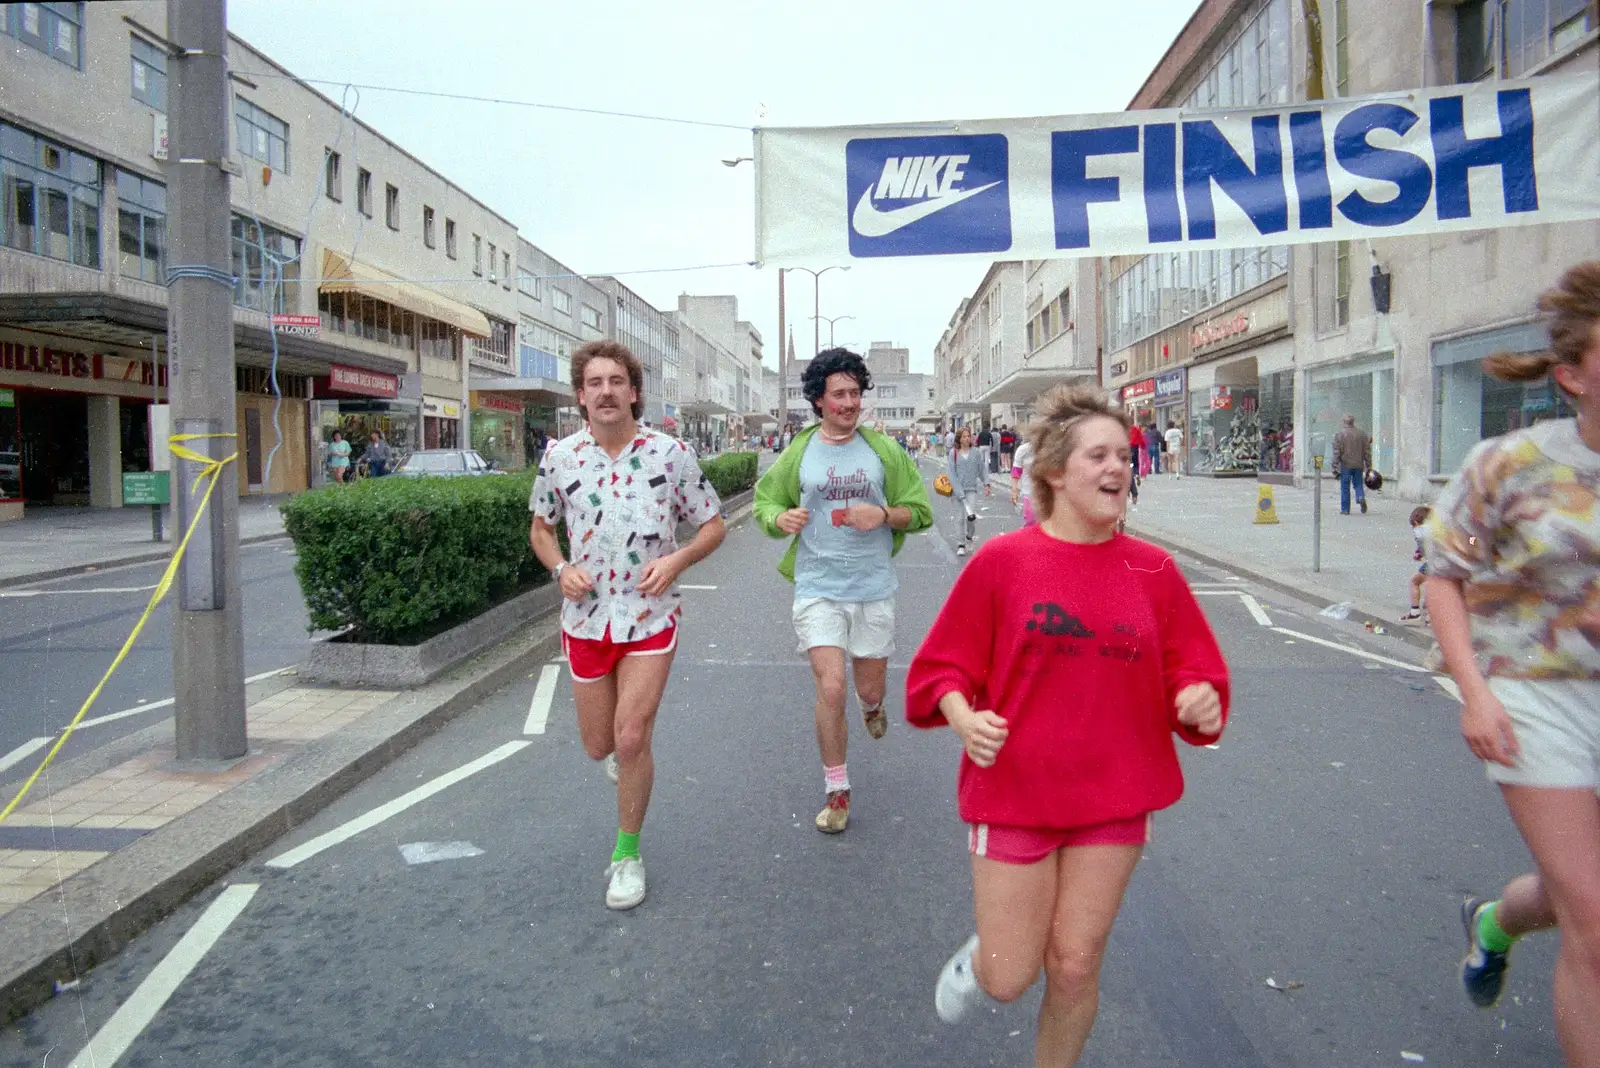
[753,74,1600,266]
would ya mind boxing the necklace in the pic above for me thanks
[819,427,855,444]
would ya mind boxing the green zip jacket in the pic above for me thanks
[753,424,934,582]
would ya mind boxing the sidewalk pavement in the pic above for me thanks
[989,466,1431,648]
[0,496,289,587]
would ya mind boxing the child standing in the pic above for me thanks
[1401,505,1431,623]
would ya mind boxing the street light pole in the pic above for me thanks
[167,0,247,762]
[810,314,855,348]
[776,268,786,432]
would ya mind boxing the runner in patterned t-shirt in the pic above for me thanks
[530,341,725,911]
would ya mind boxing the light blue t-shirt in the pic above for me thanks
[793,434,897,603]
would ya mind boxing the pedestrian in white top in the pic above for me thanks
[1163,424,1184,478]
[947,427,986,556]
[528,340,726,911]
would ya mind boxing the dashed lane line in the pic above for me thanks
[67,883,259,1068]
[264,741,531,870]
[0,736,50,774]
[523,665,561,735]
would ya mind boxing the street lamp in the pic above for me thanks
[720,156,753,167]
[787,265,851,362]
[810,313,855,348]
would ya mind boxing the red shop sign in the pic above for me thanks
[1123,378,1156,400]
[328,363,398,399]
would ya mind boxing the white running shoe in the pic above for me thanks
[604,752,619,783]
[935,933,987,1024]
[605,856,646,910]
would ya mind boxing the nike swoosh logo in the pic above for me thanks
[851,181,1002,238]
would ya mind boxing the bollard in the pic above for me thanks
[1254,484,1280,524]
[1313,454,1324,572]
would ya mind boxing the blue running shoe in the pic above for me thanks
[1461,897,1510,1008]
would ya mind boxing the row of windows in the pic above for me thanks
[235,97,289,173]
[1025,290,1072,354]
[315,290,463,362]
[1108,246,1290,354]
[1,122,101,269]
[1181,0,1291,112]
[5,3,80,69]
[1457,0,1595,82]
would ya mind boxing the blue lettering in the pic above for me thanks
[1182,116,1289,240]
[1051,126,1140,250]
[1430,89,1539,220]
[1334,104,1433,227]
[1142,123,1183,243]
[1289,111,1334,229]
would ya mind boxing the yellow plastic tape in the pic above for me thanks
[0,434,238,825]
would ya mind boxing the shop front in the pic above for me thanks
[311,363,412,484]
[423,397,460,450]
[1121,376,1156,427]
[1431,321,1558,478]
[1152,368,1186,469]
[468,391,525,470]
[1181,286,1292,478]
[1306,353,1395,480]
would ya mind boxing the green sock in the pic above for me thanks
[611,830,640,863]
[1477,901,1516,953]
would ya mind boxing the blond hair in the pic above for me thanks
[1482,261,1600,387]
[1027,385,1131,519]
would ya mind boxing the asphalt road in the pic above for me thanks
[0,540,313,788]
[0,474,1562,1067]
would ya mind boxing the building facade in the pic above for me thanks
[932,262,1027,430]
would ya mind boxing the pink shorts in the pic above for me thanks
[968,814,1153,865]
[1021,497,1036,525]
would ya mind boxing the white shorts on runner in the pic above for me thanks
[1484,677,1600,789]
[793,596,896,660]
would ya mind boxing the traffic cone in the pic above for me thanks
[1254,484,1279,525]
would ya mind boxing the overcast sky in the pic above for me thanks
[229,1,1203,374]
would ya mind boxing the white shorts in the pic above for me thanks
[793,596,896,660]
[1484,677,1600,789]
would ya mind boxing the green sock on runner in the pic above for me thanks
[1477,901,1516,953]
[611,830,640,863]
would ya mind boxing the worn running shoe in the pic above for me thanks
[1461,897,1510,1008]
[604,752,619,783]
[935,934,986,1024]
[864,705,888,740]
[605,855,646,910]
[815,789,850,834]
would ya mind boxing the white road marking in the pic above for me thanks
[1240,594,1272,627]
[0,736,51,774]
[678,584,718,590]
[0,585,160,598]
[1270,627,1429,672]
[68,883,258,1068]
[264,741,531,870]
[523,665,561,735]
[74,668,290,730]
[1434,676,1462,702]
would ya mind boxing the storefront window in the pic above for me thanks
[471,409,521,470]
[1257,370,1294,474]
[0,390,19,499]
[317,400,418,483]
[1187,389,1216,475]
[1206,386,1261,474]
[1433,322,1567,475]
[1307,357,1395,475]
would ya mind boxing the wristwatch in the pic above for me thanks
[553,561,568,580]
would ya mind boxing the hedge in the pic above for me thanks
[701,451,758,499]
[281,472,552,645]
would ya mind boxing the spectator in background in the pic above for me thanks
[1334,414,1372,515]
[365,431,392,478]
[327,430,351,485]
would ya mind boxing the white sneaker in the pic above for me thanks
[604,752,619,783]
[956,543,968,557]
[604,855,646,910]
[935,934,987,1024]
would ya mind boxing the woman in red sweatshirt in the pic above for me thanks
[907,384,1229,1067]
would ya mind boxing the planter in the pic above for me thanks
[300,582,564,688]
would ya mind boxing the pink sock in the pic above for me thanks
[824,764,850,794]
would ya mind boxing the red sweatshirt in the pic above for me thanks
[906,525,1230,830]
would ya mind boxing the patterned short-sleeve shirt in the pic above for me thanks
[530,427,722,641]
[1425,418,1600,680]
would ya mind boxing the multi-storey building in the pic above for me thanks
[673,311,737,452]
[866,341,909,375]
[931,262,1027,430]
[0,2,519,511]
[590,277,675,427]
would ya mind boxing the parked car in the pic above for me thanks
[391,449,506,477]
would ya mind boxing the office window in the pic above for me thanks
[423,206,435,248]
[385,183,399,230]
[230,215,300,314]
[233,97,288,172]
[580,303,601,330]
[323,149,341,201]
[116,169,165,283]
[131,35,167,111]
[473,234,482,276]
[502,251,511,289]
[518,267,537,298]
[0,122,101,268]
[356,168,372,217]
[487,242,497,281]
[1459,0,1595,80]
[7,3,80,68]
[445,218,457,259]
[1333,0,1349,94]
[552,287,572,314]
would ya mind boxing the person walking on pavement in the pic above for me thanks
[326,430,351,484]
[948,426,986,556]
[1424,261,1600,1063]
[1334,414,1372,514]
[1147,420,1162,475]
[753,347,933,835]
[1164,422,1184,478]
[528,340,726,911]
[364,431,392,478]
[907,384,1229,1067]
[1010,434,1036,526]
[1127,421,1145,490]
[977,424,997,486]
[999,424,1016,472]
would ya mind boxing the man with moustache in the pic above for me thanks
[529,340,726,910]
[754,348,933,834]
